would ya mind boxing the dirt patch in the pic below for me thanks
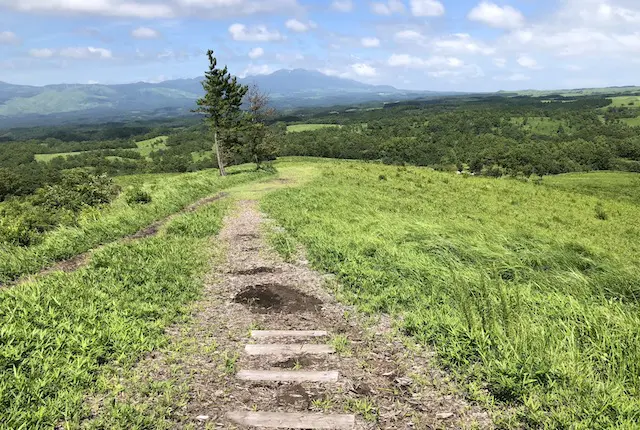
[233,267,280,276]
[277,384,310,408]
[233,283,322,314]
[273,356,321,369]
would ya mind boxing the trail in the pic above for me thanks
[115,191,492,428]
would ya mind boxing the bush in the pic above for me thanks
[33,170,120,211]
[125,188,153,205]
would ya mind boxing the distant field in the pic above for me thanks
[35,151,88,162]
[608,95,640,107]
[135,135,168,157]
[263,162,640,428]
[510,116,566,134]
[287,124,341,133]
[544,171,640,204]
[620,117,640,127]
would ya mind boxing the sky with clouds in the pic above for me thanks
[1,0,640,91]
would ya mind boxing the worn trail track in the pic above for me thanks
[156,199,494,429]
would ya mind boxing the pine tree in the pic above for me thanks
[245,84,277,169]
[193,50,248,176]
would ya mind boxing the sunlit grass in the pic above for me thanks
[287,124,341,133]
[262,160,640,428]
[135,135,168,158]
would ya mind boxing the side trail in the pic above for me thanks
[131,199,493,429]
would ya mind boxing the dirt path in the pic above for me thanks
[101,198,492,429]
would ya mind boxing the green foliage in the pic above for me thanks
[0,196,230,428]
[125,187,153,205]
[262,161,640,428]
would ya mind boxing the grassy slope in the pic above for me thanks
[0,166,271,283]
[287,124,341,133]
[262,161,640,428]
[0,197,230,429]
[135,136,168,158]
[544,171,640,204]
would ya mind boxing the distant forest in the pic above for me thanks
[2,93,640,203]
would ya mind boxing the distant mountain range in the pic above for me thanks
[0,69,458,127]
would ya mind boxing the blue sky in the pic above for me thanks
[1,0,640,91]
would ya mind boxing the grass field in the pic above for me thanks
[0,196,230,429]
[0,166,271,283]
[544,171,640,204]
[34,151,88,162]
[262,161,640,428]
[135,136,168,158]
[287,124,341,133]
[608,96,640,107]
[620,117,640,127]
[510,117,566,135]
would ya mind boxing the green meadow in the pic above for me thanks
[134,135,168,158]
[286,124,341,133]
[262,161,640,428]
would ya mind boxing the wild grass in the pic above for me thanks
[0,197,230,429]
[543,171,640,204]
[608,95,640,107]
[34,151,90,162]
[261,160,640,428]
[0,166,271,283]
[286,124,341,133]
[135,136,168,158]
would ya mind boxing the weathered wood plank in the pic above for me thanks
[245,344,335,356]
[226,411,355,429]
[251,330,328,339]
[237,370,339,382]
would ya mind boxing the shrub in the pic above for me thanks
[125,188,153,205]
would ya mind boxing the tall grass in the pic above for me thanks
[0,167,270,283]
[261,161,640,428]
[0,196,231,429]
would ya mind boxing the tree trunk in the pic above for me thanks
[214,130,226,176]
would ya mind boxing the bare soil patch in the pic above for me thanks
[233,266,280,275]
[234,283,322,314]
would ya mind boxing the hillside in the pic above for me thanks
[0,70,443,127]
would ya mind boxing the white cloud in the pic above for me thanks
[240,64,273,78]
[60,47,113,59]
[388,54,463,68]
[410,0,445,17]
[394,30,427,44]
[285,18,316,33]
[351,63,377,77]
[468,1,525,29]
[564,64,583,71]
[0,0,300,19]
[131,26,161,39]
[371,0,404,15]
[29,47,113,59]
[361,37,381,48]
[493,57,507,68]
[229,23,283,42]
[331,0,353,12]
[0,31,19,45]
[433,33,495,55]
[29,48,55,58]
[517,54,539,69]
[248,47,264,59]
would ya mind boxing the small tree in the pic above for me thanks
[193,50,248,176]
[245,85,277,169]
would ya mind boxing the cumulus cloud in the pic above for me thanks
[131,26,161,39]
[285,19,316,33]
[394,30,427,44]
[0,0,300,18]
[351,63,377,77]
[433,33,495,55]
[371,0,404,16]
[468,1,525,29]
[229,23,284,41]
[517,54,539,69]
[331,0,353,12]
[493,57,507,68]
[248,47,264,59]
[29,46,113,59]
[240,63,273,78]
[388,53,482,79]
[410,0,445,17]
[361,37,381,48]
[0,31,20,45]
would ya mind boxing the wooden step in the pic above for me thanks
[245,344,335,356]
[251,330,328,339]
[227,411,355,429]
[237,370,339,383]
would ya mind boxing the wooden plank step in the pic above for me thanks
[251,330,328,339]
[245,344,335,356]
[227,411,355,429]
[237,370,339,383]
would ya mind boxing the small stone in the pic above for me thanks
[395,377,413,387]
[196,415,210,421]
[436,412,454,420]
[214,390,224,397]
